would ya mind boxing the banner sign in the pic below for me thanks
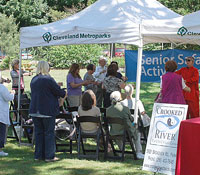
[142,103,188,175]
[125,49,200,82]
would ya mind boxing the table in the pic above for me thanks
[175,117,200,175]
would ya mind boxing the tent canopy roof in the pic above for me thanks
[20,0,181,49]
[142,10,200,45]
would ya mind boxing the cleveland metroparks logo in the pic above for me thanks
[43,32,52,43]
[177,26,188,36]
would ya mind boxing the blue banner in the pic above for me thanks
[125,49,200,83]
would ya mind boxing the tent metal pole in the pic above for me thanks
[161,43,164,50]
[134,24,143,124]
[110,43,113,62]
[18,49,22,145]
[171,43,174,49]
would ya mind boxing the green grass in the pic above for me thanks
[0,139,154,175]
[1,67,160,175]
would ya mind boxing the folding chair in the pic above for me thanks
[77,116,106,160]
[100,107,106,119]
[63,97,79,113]
[67,106,79,113]
[63,97,70,109]
[55,113,77,154]
[7,105,19,142]
[130,109,147,143]
[8,100,33,143]
[19,107,34,144]
[11,94,34,146]
[104,117,137,161]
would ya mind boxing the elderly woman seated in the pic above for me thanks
[106,91,144,159]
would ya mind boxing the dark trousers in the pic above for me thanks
[96,84,104,108]
[0,122,6,148]
[32,117,56,160]
[104,92,112,108]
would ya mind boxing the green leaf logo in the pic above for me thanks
[43,32,52,43]
[177,26,188,36]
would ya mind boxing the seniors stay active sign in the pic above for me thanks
[143,103,188,175]
[125,49,200,82]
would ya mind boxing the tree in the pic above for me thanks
[33,44,103,68]
[0,0,49,28]
[46,0,98,12]
[47,8,74,22]
[0,13,19,69]
[158,0,200,15]
[0,13,19,57]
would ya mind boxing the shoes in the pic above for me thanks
[45,157,59,162]
[136,152,144,159]
[0,151,8,157]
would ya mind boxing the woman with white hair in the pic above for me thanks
[29,61,67,162]
[121,84,149,159]
[121,84,150,127]
[106,91,144,159]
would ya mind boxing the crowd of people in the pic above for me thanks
[0,55,199,163]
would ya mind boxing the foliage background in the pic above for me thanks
[33,44,102,68]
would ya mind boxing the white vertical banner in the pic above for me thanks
[143,103,188,175]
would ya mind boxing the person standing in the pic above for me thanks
[110,61,128,81]
[83,64,98,94]
[67,63,90,107]
[0,77,14,156]
[29,61,67,162]
[10,59,32,121]
[103,64,125,108]
[161,60,190,105]
[93,56,107,108]
[10,59,31,94]
[176,56,199,119]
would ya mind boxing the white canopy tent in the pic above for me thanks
[20,0,181,48]
[142,10,200,45]
[19,0,186,131]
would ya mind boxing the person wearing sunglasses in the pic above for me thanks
[176,56,199,119]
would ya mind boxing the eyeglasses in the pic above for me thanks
[186,59,192,62]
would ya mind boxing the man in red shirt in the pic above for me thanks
[176,56,199,119]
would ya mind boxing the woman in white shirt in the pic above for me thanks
[121,84,147,159]
[0,78,14,156]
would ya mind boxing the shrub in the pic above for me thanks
[33,44,103,68]
[0,56,12,70]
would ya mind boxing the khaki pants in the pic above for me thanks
[116,132,142,153]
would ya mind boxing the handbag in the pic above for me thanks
[154,92,162,103]
[141,113,151,127]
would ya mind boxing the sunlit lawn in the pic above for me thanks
[0,64,160,175]
[0,139,155,175]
